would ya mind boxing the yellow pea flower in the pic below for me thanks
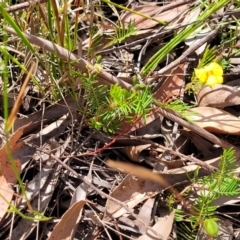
[194,62,223,87]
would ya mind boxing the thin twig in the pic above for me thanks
[153,144,217,171]
[6,0,48,13]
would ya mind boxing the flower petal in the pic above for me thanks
[208,62,223,76]
[215,75,223,84]
[206,75,222,87]
[195,68,207,83]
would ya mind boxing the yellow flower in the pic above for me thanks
[194,62,223,87]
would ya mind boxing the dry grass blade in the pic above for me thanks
[7,61,35,131]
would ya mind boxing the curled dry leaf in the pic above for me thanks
[121,144,151,162]
[188,107,240,135]
[197,84,240,108]
[120,0,190,29]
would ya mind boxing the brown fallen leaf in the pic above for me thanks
[137,210,175,240]
[135,198,155,234]
[106,160,194,219]
[197,84,240,108]
[106,157,221,221]
[0,123,30,222]
[47,200,87,240]
[188,107,240,135]
[120,0,191,29]
[154,64,185,102]
[105,173,159,218]
[0,177,14,222]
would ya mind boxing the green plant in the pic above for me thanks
[173,148,240,239]
[72,58,194,133]
[141,0,230,76]
[75,68,153,132]
[187,45,223,92]
[109,21,138,45]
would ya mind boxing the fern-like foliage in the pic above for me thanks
[174,148,240,239]
[75,70,153,132]
[177,222,197,240]
[198,148,240,199]
[154,99,194,121]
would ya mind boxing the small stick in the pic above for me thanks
[6,0,48,13]
[153,144,217,171]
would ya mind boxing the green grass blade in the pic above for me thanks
[0,4,35,53]
[141,0,230,76]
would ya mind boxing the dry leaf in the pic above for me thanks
[105,173,159,218]
[105,159,190,218]
[0,177,13,221]
[11,139,67,239]
[188,107,240,135]
[120,1,190,29]
[106,157,222,220]
[106,160,171,189]
[135,198,155,234]
[181,7,208,55]
[137,210,175,240]
[197,84,240,108]
[185,27,210,55]
[47,200,87,240]
[154,64,185,102]
[0,124,30,221]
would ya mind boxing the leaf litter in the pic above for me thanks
[1,0,240,240]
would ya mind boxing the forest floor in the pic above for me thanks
[1,0,240,239]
